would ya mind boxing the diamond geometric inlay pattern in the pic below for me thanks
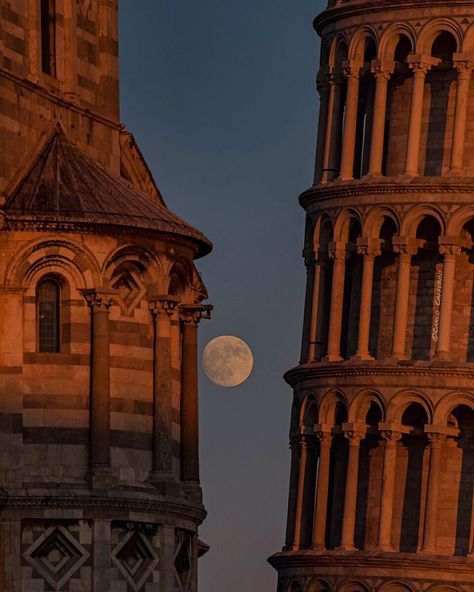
[23,526,89,590]
[174,531,192,592]
[112,529,159,591]
[79,0,92,17]
[112,270,146,315]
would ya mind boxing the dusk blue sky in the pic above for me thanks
[120,1,324,590]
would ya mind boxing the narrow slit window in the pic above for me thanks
[38,279,60,352]
[41,0,56,76]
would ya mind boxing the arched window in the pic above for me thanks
[37,279,60,352]
[41,0,56,76]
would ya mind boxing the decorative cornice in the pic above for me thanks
[284,362,474,387]
[299,178,474,210]
[314,1,474,35]
[268,549,474,574]
[0,494,207,525]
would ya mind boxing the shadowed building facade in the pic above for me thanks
[269,1,474,591]
[0,1,212,591]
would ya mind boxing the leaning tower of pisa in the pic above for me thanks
[269,1,474,591]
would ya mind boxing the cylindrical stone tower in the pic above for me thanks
[269,1,474,590]
[0,1,212,591]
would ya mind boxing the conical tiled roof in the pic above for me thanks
[4,131,212,257]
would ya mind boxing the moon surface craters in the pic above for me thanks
[202,336,253,388]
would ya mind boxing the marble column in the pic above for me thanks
[325,241,346,362]
[338,427,366,550]
[312,429,332,549]
[450,60,473,174]
[293,436,308,550]
[148,296,180,487]
[285,438,302,549]
[84,289,116,486]
[180,304,211,487]
[376,429,402,551]
[392,240,416,359]
[368,63,393,176]
[405,57,436,176]
[339,64,361,181]
[421,433,447,553]
[354,239,381,360]
[301,250,316,363]
[435,243,461,359]
[314,70,331,184]
[309,251,326,362]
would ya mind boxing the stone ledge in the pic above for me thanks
[314,0,474,34]
[268,549,474,575]
[299,176,474,209]
[0,491,207,524]
[284,360,474,387]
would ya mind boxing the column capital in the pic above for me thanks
[341,59,361,80]
[328,240,347,260]
[356,237,382,258]
[83,288,118,311]
[380,430,403,446]
[407,54,440,75]
[426,432,447,448]
[371,59,394,79]
[438,237,461,258]
[313,424,333,446]
[148,295,180,317]
[180,303,213,325]
[316,67,331,95]
[453,54,474,77]
[392,236,418,257]
[342,422,367,445]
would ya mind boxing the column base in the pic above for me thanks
[336,544,356,551]
[181,481,203,504]
[418,546,438,555]
[88,465,117,490]
[147,472,181,496]
[432,351,451,362]
[323,354,344,363]
[351,353,374,361]
[375,544,396,553]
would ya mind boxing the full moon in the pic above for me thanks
[202,336,253,388]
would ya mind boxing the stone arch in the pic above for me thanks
[348,26,378,66]
[5,237,100,290]
[446,207,474,237]
[349,390,386,423]
[334,208,363,242]
[167,258,195,300]
[378,583,415,592]
[433,392,474,425]
[103,244,164,287]
[329,33,349,69]
[378,23,416,63]
[339,581,370,592]
[300,393,319,428]
[462,22,474,56]
[288,582,303,592]
[363,207,400,239]
[387,390,433,423]
[417,18,463,55]
[319,390,348,426]
[306,579,332,592]
[400,205,446,237]
[314,213,334,252]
